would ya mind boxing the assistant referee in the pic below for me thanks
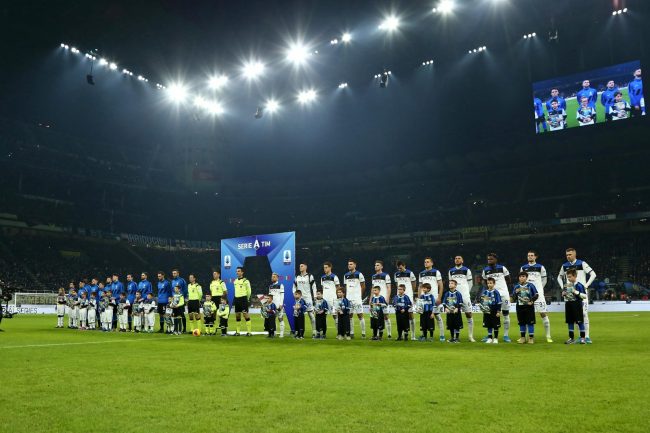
[233,267,252,336]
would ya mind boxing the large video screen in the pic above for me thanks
[533,60,644,134]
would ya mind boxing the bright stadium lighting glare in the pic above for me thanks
[341,32,352,43]
[167,83,188,103]
[435,0,455,14]
[286,42,311,65]
[297,89,317,104]
[338,82,348,89]
[109,62,117,70]
[204,101,224,115]
[98,58,107,65]
[330,38,339,45]
[265,99,280,113]
[379,15,400,31]
[208,74,229,89]
[242,60,265,79]
[623,8,628,12]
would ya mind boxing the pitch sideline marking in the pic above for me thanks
[0,335,181,350]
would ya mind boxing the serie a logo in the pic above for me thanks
[283,250,292,265]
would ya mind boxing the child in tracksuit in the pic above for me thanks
[217,296,230,336]
[513,272,538,344]
[442,281,464,343]
[142,293,157,333]
[563,269,588,345]
[480,278,502,344]
[336,288,351,340]
[131,291,144,332]
[392,284,413,341]
[78,291,89,330]
[314,289,329,339]
[117,293,129,332]
[87,292,97,330]
[369,286,387,340]
[418,283,436,341]
[202,294,217,336]
[293,290,307,339]
[263,294,278,338]
[56,288,66,328]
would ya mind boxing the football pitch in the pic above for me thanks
[1,313,648,433]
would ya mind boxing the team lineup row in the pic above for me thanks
[56,248,595,345]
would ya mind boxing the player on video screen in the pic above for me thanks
[577,97,596,126]
[601,80,619,122]
[576,80,598,112]
[534,97,547,133]
[629,69,645,117]
[546,100,567,131]
[545,88,566,112]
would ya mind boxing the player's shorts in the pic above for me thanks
[500,298,511,312]
[204,316,215,325]
[187,300,200,314]
[349,301,363,314]
[233,296,249,313]
[157,303,167,316]
[56,304,65,316]
[534,300,547,313]
[382,305,390,315]
[277,306,285,320]
[582,301,589,314]
[516,304,536,325]
[565,301,584,324]
[303,301,314,312]
[172,307,184,318]
[323,295,336,315]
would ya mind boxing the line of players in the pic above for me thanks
[54,247,596,344]
[534,68,645,133]
[261,247,596,344]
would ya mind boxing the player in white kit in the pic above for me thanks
[481,253,512,343]
[371,260,392,338]
[448,255,476,342]
[321,262,341,328]
[520,250,551,342]
[418,257,446,342]
[294,263,318,338]
[268,273,286,337]
[557,248,596,344]
[394,261,417,340]
[343,259,366,338]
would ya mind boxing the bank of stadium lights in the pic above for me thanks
[286,43,311,65]
[122,68,133,76]
[432,0,455,14]
[98,58,108,66]
[341,33,352,43]
[84,53,97,60]
[265,99,280,114]
[193,96,224,115]
[612,8,628,15]
[523,32,537,39]
[109,62,118,70]
[378,16,400,31]
[137,75,148,82]
[208,74,229,90]
[242,60,265,79]
[60,43,69,49]
[167,83,189,103]
[374,70,392,79]
[338,82,348,89]
[468,46,487,54]
[421,59,434,66]
[297,89,317,104]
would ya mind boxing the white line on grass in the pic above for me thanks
[0,336,181,350]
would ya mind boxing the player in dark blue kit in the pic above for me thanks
[138,272,153,299]
[576,80,598,110]
[156,271,173,332]
[628,68,645,117]
[563,269,588,344]
[171,269,188,333]
[534,97,547,133]
[512,272,538,344]
[545,88,566,112]
[126,274,138,331]
[601,80,619,121]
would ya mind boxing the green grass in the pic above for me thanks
[1,313,649,433]
[542,87,630,130]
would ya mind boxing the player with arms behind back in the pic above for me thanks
[294,262,318,338]
[321,262,341,329]
[343,259,367,339]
